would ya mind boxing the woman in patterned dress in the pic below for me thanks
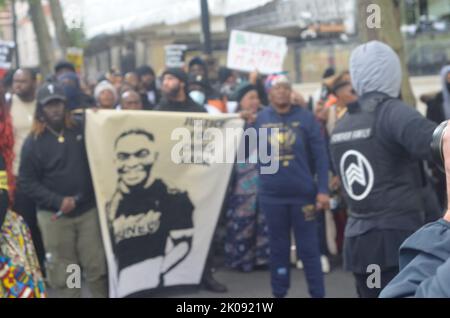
[0,84,46,298]
[224,83,269,272]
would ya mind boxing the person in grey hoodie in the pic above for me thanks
[380,129,450,298]
[329,41,438,298]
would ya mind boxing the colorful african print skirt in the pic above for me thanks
[0,211,46,298]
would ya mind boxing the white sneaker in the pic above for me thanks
[321,255,331,274]
[290,246,297,265]
[297,257,330,272]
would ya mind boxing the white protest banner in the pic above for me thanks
[227,30,288,75]
[85,110,244,298]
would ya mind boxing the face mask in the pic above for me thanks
[189,91,206,106]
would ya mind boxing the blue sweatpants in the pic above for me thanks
[261,202,325,298]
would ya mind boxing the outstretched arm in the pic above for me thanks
[383,102,437,161]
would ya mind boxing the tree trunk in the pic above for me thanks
[357,0,416,107]
[48,0,71,55]
[28,0,55,78]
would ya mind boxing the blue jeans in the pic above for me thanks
[260,202,325,298]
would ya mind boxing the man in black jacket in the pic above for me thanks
[329,41,438,298]
[19,83,107,298]
[136,65,160,110]
[156,68,206,113]
[155,68,228,293]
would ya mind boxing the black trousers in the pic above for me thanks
[13,188,46,272]
[202,226,223,279]
[353,267,399,298]
[202,205,228,280]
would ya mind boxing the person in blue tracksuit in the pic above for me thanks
[254,74,330,298]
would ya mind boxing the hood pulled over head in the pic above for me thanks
[350,41,402,98]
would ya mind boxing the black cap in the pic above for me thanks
[54,60,76,74]
[162,68,188,85]
[189,56,206,69]
[37,83,66,106]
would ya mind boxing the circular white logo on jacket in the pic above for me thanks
[340,150,374,201]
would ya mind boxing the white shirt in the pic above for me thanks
[205,104,222,115]
[10,95,37,176]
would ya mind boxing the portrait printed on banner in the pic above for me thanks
[105,129,195,291]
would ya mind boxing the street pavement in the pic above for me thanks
[159,266,357,298]
[48,263,358,298]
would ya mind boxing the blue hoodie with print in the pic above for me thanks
[255,106,329,205]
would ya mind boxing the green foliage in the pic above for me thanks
[68,25,87,48]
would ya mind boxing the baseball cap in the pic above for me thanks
[37,83,67,106]
[54,60,76,74]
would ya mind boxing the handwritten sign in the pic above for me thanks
[227,30,288,75]
[165,45,188,68]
